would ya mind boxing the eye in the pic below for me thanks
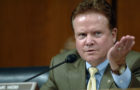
[77,33,87,39]
[94,31,102,37]
[79,33,86,36]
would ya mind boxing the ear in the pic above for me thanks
[111,28,117,43]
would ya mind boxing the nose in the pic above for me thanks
[85,35,94,46]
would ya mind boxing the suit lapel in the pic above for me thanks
[67,58,86,90]
[100,65,117,89]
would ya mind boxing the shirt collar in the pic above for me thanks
[86,59,109,75]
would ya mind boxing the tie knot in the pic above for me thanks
[88,67,98,76]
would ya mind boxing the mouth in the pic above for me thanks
[85,50,96,54]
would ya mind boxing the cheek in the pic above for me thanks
[76,40,82,48]
[75,40,84,51]
[98,37,114,50]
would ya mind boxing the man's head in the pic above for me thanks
[71,0,116,30]
[71,0,117,66]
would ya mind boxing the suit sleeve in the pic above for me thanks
[111,51,140,88]
[122,51,140,88]
[111,66,131,88]
[128,57,140,87]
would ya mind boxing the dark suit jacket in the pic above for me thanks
[40,49,140,90]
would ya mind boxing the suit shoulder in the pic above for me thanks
[126,51,140,68]
[126,51,140,59]
[52,49,78,64]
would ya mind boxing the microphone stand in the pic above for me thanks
[24,60,66,82]
[24,54,77,82]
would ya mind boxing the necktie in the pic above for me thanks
[87,67,98,90]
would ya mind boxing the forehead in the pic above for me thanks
[73,12,109,28]
[73,12,108,22]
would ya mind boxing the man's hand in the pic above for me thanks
[107,35,135,71]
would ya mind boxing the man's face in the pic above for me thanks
[73,12,117,66]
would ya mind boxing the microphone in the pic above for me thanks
[24,54,77,82]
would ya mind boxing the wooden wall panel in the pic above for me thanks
[117,0,140,52]
[0,0,81,67]
[0,0,139,67]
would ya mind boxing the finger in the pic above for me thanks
[115,36,127,51]
[119,35,134,49]
[113,35,135,52]
[125,37,135,51]
[114,41,123,52]
[124,35,135,47]
[114,41,120,50]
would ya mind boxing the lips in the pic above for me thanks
[85,49,96,54]
[87,49,95,51]
[85,49,96,51]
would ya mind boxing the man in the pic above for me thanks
[41,0,140,90]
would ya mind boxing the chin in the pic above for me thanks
[83,55,103,64]
[84,56,98,62]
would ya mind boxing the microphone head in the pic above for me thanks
[65,54,77,63]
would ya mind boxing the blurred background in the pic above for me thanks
[0,0,140,67]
